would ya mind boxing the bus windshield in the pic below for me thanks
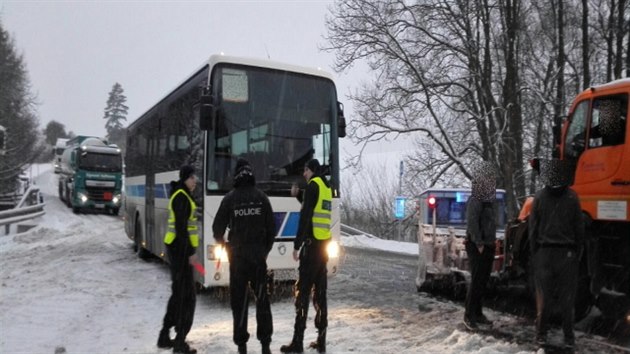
[206,65,338,196]
[79,152,122,172]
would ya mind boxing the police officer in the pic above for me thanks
[463,162,497,330]
[213,158,276,354]
[157,165,199,354]
[281,159,331,354]
[529,159,584,351]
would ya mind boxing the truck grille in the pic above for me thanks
[86,187,116,201]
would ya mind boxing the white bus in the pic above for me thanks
[124,55,346,287]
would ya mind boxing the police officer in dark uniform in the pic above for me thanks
[281,159,332,354]
[213,158,276,354]
[463,162,497,330]
[157,165,199,354]
[529,158,584,351]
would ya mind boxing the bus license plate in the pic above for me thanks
[273,269,297,281]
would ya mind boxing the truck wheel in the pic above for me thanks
[135,218,150,260]
[72,206,80,214]
[111,208,120,216]
[58,182,63,199]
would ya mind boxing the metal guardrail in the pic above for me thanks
[340,223,378,238]
[0,186,46,235]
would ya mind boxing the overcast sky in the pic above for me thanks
[1,1,355,135]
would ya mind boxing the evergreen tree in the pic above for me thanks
[103,82,128,150]
[0,19,43,195]
[43,120,68,146]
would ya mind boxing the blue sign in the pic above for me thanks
[394,196,406,219]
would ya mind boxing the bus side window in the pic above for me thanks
[589,95,627,148]
[564,100,589,159]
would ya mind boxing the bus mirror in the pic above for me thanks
[196,95,214,131]
[337,101,347,138]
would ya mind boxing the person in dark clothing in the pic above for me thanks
[463,162,497,330]
[281,159,332,354]
[213,158,276,354]
[158,165,199,354]
[529,158,584,351]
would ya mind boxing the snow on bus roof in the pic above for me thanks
[207,54,335,81]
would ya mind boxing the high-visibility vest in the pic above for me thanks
[164,189,199,247]
[310,177,332,240]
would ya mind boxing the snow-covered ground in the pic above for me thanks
[0,165,624,354]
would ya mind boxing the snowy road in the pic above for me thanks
[1,166,627,354]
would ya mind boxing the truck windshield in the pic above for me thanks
[79,152,122,172]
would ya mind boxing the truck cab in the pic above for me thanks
[58,136,123,215]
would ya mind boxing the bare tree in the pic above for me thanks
[614,0,627,79]
[324,0,532,217]
[342,162,417,240]
[325,0,624,221]
[582,0,591,89]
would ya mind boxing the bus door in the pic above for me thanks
[145,124,158,253]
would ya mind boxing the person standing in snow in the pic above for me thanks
[213,158,276,354]
[529,158,584,351]
[281,159,331,354]
[463,162,497,330]
[157,165,199,354]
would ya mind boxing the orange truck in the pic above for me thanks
[505,79,630,320]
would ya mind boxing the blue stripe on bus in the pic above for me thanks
[273,212,286,236]
[280,212,301,238]
[126,184,171,199]
[154,184,166,199]
[126,186,300,238]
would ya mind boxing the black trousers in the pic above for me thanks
[533,247,579,341]
[229,246,273,346]
[293,239,328,337]
[162,250,197,342]
[464,241,495,322]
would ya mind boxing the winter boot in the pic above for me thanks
[308,329,326,353]
[280,333,303,353]
[172,336,197,354]
[157,328,174,349]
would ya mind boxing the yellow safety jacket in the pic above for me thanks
[164,189,199,247]
[311,177,332,240]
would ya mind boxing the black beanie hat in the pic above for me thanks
[305,159,321,174]
[179,165,195,182]
[235,158,252,175]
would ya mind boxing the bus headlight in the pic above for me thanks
[208,244,229,262]
[327,240,340,258]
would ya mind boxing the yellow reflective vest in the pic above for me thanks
[164,189,199,247]
[310,177,332,240]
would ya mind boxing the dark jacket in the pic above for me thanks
[167,181,196,260]
[466,199,497,247]
[529,186,584,252]
[212,172,276,255]
[294,174,331,251]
